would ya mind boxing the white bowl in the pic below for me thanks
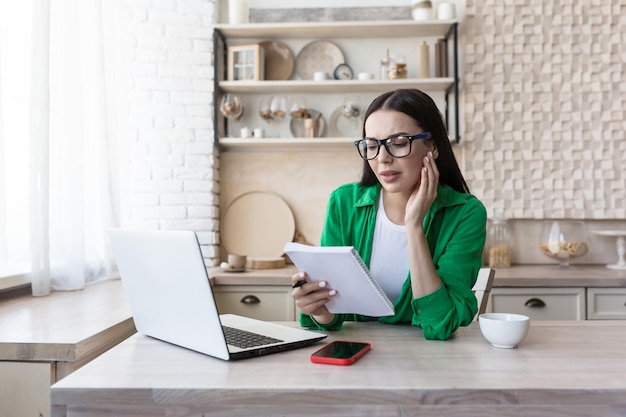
[478,313,530,348]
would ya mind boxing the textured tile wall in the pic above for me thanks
[462,0,626,219]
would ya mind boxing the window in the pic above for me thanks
[0,0,32,287]
[1,0,126,292]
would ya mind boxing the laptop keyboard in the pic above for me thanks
[222,326,284,349]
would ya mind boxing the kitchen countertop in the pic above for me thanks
[492,264,626,287]
[208,266,297,286]
[0,278,135,378]
[208,264,626,288]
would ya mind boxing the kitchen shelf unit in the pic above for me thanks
[212,20,460,152]
[219,78,455,94]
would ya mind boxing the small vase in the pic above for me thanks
[228,0,248,24]
[411,0,433,21]
[437,2,456,20]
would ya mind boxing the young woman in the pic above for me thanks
[291,89,487,340]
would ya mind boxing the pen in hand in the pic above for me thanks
[292,280,307,288]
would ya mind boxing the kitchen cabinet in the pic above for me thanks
[208,268,299,321]
[212,20,460,151]
[487,287,586,320]
[587,287,626,319]
[488,265,626,320]
[0,362,52,417]
[213,284,297,321]
[214,284,626,322]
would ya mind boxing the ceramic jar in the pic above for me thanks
[411,0,433,21]
[437,2,456,20]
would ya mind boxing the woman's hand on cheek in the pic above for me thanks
[406,150,440,227]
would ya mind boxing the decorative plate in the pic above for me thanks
[222,191,295,259]
[259,40,294,81]
[329,106,361,138]
[295,41,345,80]
[289,109,326,138]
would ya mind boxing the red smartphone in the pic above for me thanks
[310,340,371,366]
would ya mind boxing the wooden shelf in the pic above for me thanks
[214,20,456,39]
[218,136,458,152]
[218,137,355,152]
[219,78,455,94]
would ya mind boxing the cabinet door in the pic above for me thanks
[0,361,53,417]
[213,285,296,321]
[488,287,585,320]
[587,287,626,320]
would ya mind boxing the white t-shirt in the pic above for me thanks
[369,193,409,302]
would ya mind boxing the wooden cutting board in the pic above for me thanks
[222,191,295,260]
[246,257,286,270]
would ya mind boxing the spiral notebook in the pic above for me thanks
[284,242,395,317]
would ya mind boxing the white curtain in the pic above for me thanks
[1,0,126,295]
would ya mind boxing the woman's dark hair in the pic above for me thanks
[358,88,469,193]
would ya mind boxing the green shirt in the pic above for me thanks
[299,182,487,340]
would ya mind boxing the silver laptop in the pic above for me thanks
[110,229,326,360]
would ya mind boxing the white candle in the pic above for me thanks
[437,2,456,20]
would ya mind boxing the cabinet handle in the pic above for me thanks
[524,298,546,308]
[240,295,260,305]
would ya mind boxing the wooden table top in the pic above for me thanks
[50,320,626,416]
[0,278,135,362]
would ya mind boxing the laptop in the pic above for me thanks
[109,229,326,360]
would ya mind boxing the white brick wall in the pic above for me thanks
[125,0,219,266]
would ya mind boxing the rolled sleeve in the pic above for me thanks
[299,312,345,331]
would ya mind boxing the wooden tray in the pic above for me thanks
[246,257,286,270]
[222,191,295,259]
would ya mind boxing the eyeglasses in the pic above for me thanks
[354,132,432,160]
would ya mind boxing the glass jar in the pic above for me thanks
[388,55,407,79]
[379,56,390,80]
[487,213,512,267]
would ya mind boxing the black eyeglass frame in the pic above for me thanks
[354,132,432,160]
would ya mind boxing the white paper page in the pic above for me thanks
[285,242,394,316]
